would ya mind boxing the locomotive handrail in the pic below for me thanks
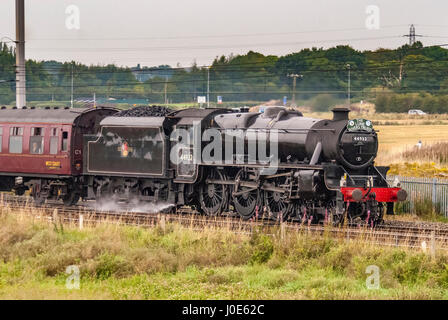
[349,175,379,178]
[215,128,335,133]
[287,128,336,133]
[200,163,324,170]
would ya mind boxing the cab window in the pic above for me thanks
[30,127,44,154]
[9,127,23,154]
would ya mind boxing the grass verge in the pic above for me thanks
[1,211,448,299]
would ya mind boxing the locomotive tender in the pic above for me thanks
[0,105,407,226]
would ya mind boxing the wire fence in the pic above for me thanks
[388,176,448,217]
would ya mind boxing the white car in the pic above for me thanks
[408,109,426,115]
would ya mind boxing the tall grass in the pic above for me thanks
[2,209,448,299]
[394,197,443,220]
[382,142,448,178]
[401,143,448,165]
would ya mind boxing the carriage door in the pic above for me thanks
[173,124,199,182]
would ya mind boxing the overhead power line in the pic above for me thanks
[16,55,448,82]
[24,25,410,42]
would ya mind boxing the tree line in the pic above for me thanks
[1,41,448,112]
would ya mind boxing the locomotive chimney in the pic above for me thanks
[331,107,350,121]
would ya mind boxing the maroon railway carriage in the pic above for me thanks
[0,107,117,204]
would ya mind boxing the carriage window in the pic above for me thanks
[9,127,23,154]
[30,127,44,154]
[50,128,58,155]
[62,131,68,151]
[0,127,2,152]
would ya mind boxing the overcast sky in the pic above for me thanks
[1,0,447,68]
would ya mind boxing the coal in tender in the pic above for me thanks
[115,105,174,117]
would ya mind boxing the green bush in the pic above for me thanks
[249,233,274,264]
[94,253,133,280]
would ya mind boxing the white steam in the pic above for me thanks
[89,197,174,214]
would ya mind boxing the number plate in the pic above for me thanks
[45,161,61,169]
[352,136,369,142]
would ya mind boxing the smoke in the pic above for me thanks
[89,197,174,214]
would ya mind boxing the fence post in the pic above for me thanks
[79,213,84,230]
[430,231,436,260]
[432,178,437,206]
[52,208,59,232]
[160,214,166,233]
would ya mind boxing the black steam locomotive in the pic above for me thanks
[82,106,406,226]
[0,105,406,226]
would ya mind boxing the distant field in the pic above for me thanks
[373,124,448,177]
[376,125,448,156]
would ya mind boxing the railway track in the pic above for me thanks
[1,194,448,252]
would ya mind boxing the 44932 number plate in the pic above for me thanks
[352,136,369,142]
